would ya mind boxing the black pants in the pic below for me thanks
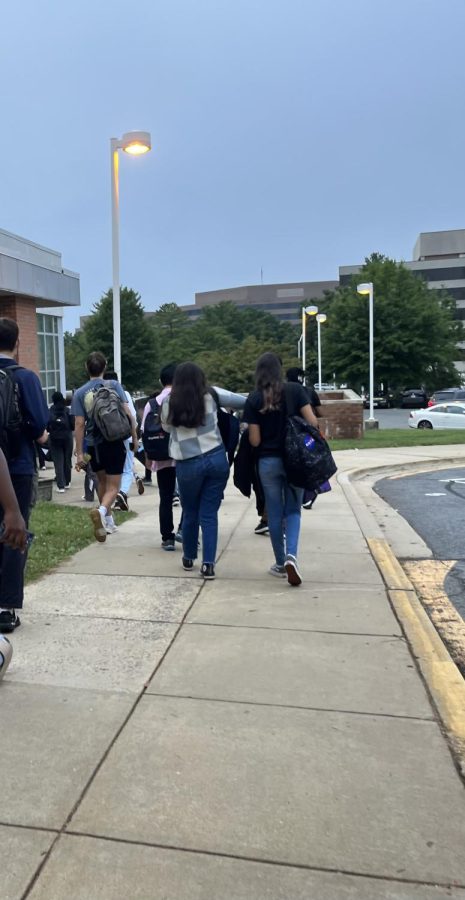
[50,436,73,489]
[0,474,34,609]
[157,466,176,541]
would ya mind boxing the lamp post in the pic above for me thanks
[357,282,378,429]
[301,305,318,385]
[111,130,151,381]
[316,313,327,389]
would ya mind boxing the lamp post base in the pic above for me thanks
[365,418,379,431]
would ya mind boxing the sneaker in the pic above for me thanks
[182,557,194,571]
[254,519,269,535]
[105,519,118,534]
[161,539,175,551]
[269,564,286,578]
[172,493,180,507]
[90,508,107,543]
[302,498,316,510]
[175,530,183,544]
[200,563,215,580]
[142,477,152,485]
[136,475,145,495]
[114,491,129,511]
[65,484,71,490]
[284,554,302,587]
[55,487,65,493]
[0,609,21,633]
[40,466,47,471]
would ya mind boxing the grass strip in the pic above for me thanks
[329,428,465,452]
[26,502,135,584]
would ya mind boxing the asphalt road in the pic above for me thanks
[363,408,412,429]
[375,467,465,619]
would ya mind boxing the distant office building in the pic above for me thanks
[181,280,338,326]
[0,229,80,400]
[340,228,465,372]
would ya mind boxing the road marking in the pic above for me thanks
[424,492,447,496]
[439,478,465,484]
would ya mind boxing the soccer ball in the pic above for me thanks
[0,634,12,681]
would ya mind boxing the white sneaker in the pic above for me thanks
[105,518,118,534]
[55,487,65,493]
[90,508,107,543]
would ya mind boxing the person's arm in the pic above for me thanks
[300,403,320,428]
[0,450,27,551]
[123,403,138,448]
[213,386,247,411]
[242,397,260,445]
[248,423,261,447]
[74,416,86,469]
[160,400,173,432]
[19,370,49,442]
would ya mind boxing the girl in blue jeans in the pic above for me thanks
[243,353,319,586]
[161,363,229,580]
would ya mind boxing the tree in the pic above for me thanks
[64,329,90,390]
[82,287,158,392]
[320,255,463,392]
[150,302,189,338]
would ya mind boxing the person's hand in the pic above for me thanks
[37,430,49,446]
[75,452,84,472]
[2,509,27,552]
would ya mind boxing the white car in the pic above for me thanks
[408,401,465,429]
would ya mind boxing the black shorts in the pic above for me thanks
[89,440,126,476]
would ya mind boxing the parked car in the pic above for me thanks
[428,388,465,407]
[400,388,429,408]
[363,391,394,409]
[408,402,465,429]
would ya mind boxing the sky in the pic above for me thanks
[2,0,465,331]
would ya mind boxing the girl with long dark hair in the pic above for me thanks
[161,362,229,579]
[243,352,319,585]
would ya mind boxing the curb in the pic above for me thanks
[368,538,465,776]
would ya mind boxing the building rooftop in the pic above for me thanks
[0,227,80,307]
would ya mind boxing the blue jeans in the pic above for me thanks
[176,446,229,564]
[258,456,303,566]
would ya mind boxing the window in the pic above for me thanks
[429,405,446,413]
[446,405,465,415]
[37,314,61,403]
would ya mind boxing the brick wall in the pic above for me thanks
[0,296,39,373]
[319,390,364,439]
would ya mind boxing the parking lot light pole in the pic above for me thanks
[111,130,151,381]
[357,282,378,430]
[316,313,327,389]
[302,305,318,385]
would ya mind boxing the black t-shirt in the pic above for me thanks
[305,385,321,411]
[243,382,310,456]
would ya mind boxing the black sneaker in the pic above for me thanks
[182,558,194,571]
[172,493,180,507]
[200,563,215,580]
[254,519,269,535]
[142,477,152,485]
[136,476,145,495]
[302,497,316,510]
[114,491,129,511]
[0,609,21,633]
[161,539,175,551]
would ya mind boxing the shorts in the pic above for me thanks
[89,440,126,476]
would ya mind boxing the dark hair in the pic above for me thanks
[104,370,118,381]
[86,351,107,377]
[286,367,305,383]
[0,318,19,352]
[160,363,177,387]
[51,391,65,405]
[168,362,207,428]
[255,352,283,412]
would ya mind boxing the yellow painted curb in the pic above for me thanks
[367,538,465,774]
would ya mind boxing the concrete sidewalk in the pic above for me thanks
[4,446,465,899]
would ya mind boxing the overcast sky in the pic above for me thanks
[2,0,465,330]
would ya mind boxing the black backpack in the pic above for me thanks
[282,384,337,490]
[0,365,23,461]
[49,406,71,440]
[142,398,170,461]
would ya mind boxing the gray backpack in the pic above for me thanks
[91,384,131,442]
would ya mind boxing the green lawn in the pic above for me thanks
[26,502,135,584]
[329,428,465,452]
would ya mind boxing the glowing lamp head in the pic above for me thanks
[316,313,327,323]
[121,131,151,155]
[357,282,373,296]
[303,305,319,316]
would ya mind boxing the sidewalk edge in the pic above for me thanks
[369,537,465,776]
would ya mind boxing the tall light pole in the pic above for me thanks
[111,130,151,381]
[316,313,327,389]
[357,282,377,428]
[301,305,318,385]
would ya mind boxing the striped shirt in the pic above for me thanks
[161,393,224,461]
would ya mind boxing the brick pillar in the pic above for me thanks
[0,295,39,373]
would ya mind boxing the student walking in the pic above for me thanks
[243,352,319,586]
[104,371,144,510]
[161,362,229,580]
[48,391,74,492]
[141,363,177,550]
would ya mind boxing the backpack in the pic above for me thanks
[0,365,23,461]
[48,407,71,440]
[90,384,131,443]
[282,386,337,490]
[142,398,170,461]
[210,389,240,466]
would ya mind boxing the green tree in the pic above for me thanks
[83,287,158,392]
[150,302,189,338]
[320,255,462,392]
[64,328,90,390]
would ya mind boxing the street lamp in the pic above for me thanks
[357,282,377,428]
[301,305,318,385]
[316,313,327,389]
[110,130,151,380]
